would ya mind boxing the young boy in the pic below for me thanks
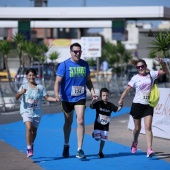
[90,88,122,158]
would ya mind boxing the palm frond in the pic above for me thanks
[149,29,170,57]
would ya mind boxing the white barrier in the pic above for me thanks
[128,88,170,139]
[0,97,16,109]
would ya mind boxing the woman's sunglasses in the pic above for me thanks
[136,65,145,70]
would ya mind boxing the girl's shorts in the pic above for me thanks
[21,112,41,128]
[130,103,154,119]
[93,129,108,141]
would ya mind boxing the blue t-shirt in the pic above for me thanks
[56,58,90,102]
[18,83,47,117]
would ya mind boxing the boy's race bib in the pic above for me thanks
[71,86,84,96]
[97,114,110,125]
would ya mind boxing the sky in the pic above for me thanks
[0,0,170,8]
[0,0,170,29]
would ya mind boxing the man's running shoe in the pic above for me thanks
[76,149,86,159]
[27,149,33,157]
[98,152,104,158]
[131,141,138,153]
[147,148,155,158]
[62,145,70,158]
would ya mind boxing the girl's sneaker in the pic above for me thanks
[131,141,138,153]
[27,149,33,157]
[147,148,155,158]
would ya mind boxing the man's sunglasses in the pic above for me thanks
[71,50,82,54]
[136,65,145,69]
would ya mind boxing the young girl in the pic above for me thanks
[90,88,122,158]
[16,68,57,157]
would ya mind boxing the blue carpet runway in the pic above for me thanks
[0,107,170,170]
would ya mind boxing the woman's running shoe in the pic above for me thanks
[131,141,138,153]
[147,148,155,158]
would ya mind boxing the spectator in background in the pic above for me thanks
[100,60,108,72]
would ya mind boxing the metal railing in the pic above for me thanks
[1,73,168,113]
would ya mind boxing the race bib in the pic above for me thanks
[140,91,149,101]
[71,86,84,96]
[27,99,40,109]
[97,114,110,125]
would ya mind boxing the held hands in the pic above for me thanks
[91,93,98,104]
[92,93,98,99]
[117,105,122,111]
[55,94,61,102]
[118,99,123,107]
[92,98,98,104]
[92,93,98,100]
[117,99,123,111]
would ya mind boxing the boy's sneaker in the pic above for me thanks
[98,152,104,158]
[76,149,86,159]
[147,148,155,158]
[62,145,70,158]
[131,141,138,153]
[27,149,33,157]
[92,132,94,138]
[31,145,34,155]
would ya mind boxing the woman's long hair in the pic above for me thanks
[129,59,147,67]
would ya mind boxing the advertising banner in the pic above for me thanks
[44,39,82,63]
[81,37,101,58]
[128,88,170,139]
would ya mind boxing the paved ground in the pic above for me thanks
[86,114,170,162]
[0,95,170,170]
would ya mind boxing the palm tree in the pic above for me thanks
[49,51,59,75]
[149,30,170,57]
[0,40,13,82]
[12,33,25,67]
[24,41,39,66]
[39,43,49,83]
[116,41,132,76]
[34,43,50,86]
[102,40,132,75]
[102,41,117,67]
[149,29,170,74]
[49,51,59,63]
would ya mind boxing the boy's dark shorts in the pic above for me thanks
[61,99,86,113]
[130,103,154,119]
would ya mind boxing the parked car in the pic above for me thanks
[15,65,53,85]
